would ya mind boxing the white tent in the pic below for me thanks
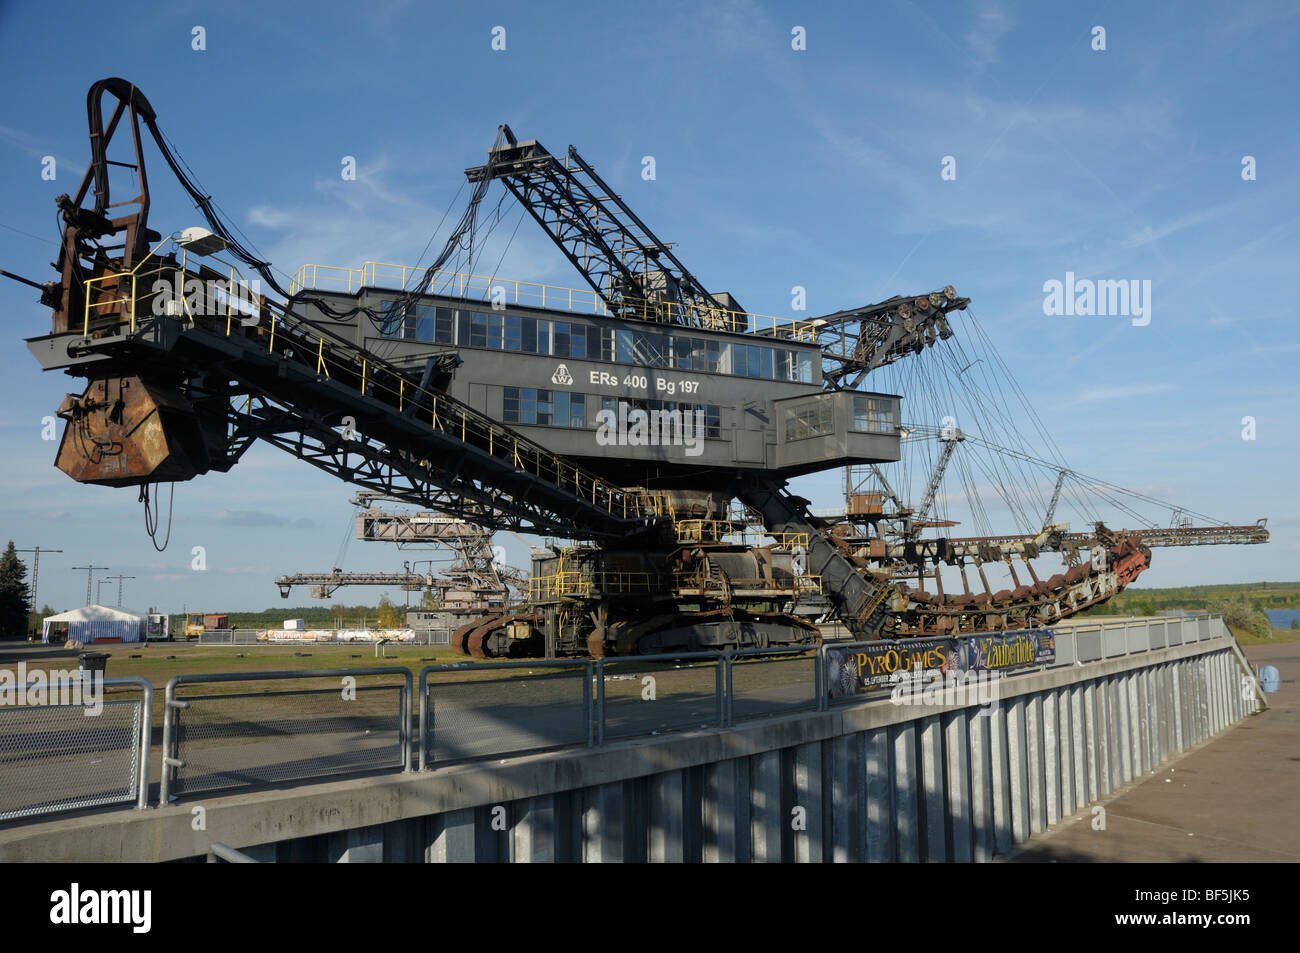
[41,605,145,644]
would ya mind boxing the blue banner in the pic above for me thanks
[959,629,1055,673]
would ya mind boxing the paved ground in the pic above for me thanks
[1005,641,1300,862]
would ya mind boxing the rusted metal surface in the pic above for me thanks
[54,375,214,486]
[885,531,1153,637]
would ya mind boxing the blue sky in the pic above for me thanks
[1,0,1296,614]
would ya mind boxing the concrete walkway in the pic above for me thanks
[1005,641,1300,862]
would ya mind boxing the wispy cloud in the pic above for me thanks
[1076,383,1178,404]
[966,5,1013,69]
[214,510,317,529]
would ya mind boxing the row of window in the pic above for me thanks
[783,396,897,442]
[503,387,589,429]
[603,397,723,440]
[502,388,723,439]
[853,396,895,434]
[378,300,815,383]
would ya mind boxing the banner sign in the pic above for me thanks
[825,637,955,697]
[957,629,1055,674]
[824,628,1055,698]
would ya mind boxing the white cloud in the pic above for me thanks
[1075,383,1177,404]
[965,5,1013,69]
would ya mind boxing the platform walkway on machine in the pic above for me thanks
[1005,640,1299,862]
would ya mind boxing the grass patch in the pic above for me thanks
[1229,625,1300,647]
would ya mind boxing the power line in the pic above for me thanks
[102,573,136,607]
[16,546,61,610]
[71,565,108,606]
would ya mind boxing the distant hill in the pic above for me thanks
[1079,581,1300,617]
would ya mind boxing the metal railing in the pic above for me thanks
[0,615,1242,822]
[529,570,823,600]
[418,660,592,770]
[80,251,650,529]
[82,244,262,337]
[595,653,725,744]
[0,677,151,822]
[197,629,262,645]
[1048,614,1223,667]
[160,668,412,803]
[818,613,1228,709]
[723,647,821,726]
[288,261,819,339]
[207,842,260,863]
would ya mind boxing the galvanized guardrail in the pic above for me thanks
[418,660,592,770]
[595,652,725,743]
[1048,614,1220,666]
[0,615,1245,820]
[723,646,821,726]
[160,668,412,803]
[0,677,152,822]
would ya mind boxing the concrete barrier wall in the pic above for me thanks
[0,630,1259,863]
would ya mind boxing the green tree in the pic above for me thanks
[0,541,32,639]
[26,603,55,637]
[376,594,403,629]
[1208,597,1272,640]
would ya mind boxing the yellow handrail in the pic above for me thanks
[288,260,818,339]
[82,257,647,525]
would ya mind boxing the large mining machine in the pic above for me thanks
[9,79,1268,659]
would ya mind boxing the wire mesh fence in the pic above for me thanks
[596,654,723,743]
[197,629,261,645]
[0,616,1233,823]
[725,648,819,725]
[420,661,591,768]
[0,678,150,822]
[162,669,410,801]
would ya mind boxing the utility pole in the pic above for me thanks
[17,546,61,611]
[103,573,136,607]
[72,565,108,606]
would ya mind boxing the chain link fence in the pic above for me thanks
[0,677,151,822]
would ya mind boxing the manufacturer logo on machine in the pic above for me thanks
[551,364,573,386]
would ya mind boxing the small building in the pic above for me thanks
[41,605,145,644]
